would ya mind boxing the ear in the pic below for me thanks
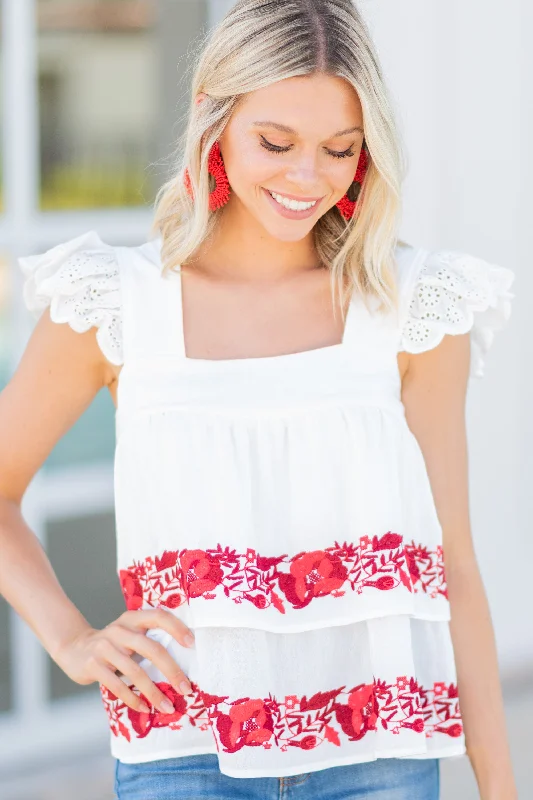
[195,92,208,106]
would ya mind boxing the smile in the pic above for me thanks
[262,187,323,219]
[267,191,318,211]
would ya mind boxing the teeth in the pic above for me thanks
[269,191,317,211]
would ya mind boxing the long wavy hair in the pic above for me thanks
[151,0,408,319]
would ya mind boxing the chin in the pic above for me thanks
[267,225,315,242]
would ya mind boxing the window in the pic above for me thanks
[0,0,212,760]
[38,0,160,210]
[47,511,124,701]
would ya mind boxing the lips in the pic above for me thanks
[262,187,323,219]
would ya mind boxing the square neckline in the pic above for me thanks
[146,237,358,365]
[173,260,356,365]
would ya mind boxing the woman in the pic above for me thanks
[0,1,517,798]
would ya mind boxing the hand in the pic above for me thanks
[53,609,195,715]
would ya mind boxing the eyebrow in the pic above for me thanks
[251,120,364,137]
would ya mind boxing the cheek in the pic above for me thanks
[228,145,283,187]
[331,161,358,193]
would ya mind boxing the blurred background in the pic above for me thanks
[0,0,531,797]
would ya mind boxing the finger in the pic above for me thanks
[113,629,192,696]
[110,650,182,714]
[120,608,195,649]
[97,667,151,714]
[91,638,177,714]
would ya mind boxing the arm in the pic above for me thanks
[0,310,195,713]
[0,310,111,655]
[400,333,517,800]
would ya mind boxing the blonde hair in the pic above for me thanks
[151,0,408,319]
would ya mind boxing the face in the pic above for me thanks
[197,73,365,242]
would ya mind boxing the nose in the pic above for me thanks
[284,152,321,191]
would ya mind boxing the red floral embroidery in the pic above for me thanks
[118,533,447,613]
[100,676,462,751]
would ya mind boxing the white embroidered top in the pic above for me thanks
[18,231,515,779]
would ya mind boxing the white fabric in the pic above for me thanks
[18,230,123,366]
[17,232,515,778]
[397,246,515,378]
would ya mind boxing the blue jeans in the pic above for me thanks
[114,752,440,799]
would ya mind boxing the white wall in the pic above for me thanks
[208,0,236,27]
[361,0,532,676]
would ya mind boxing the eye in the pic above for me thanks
[259,136,356,159]
[328,147,356,160]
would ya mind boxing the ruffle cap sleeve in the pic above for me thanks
[398,248,515,378]
[17,229,123,366]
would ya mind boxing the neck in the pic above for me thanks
[183,197,321,284]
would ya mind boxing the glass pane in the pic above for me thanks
[0,31,3,213]
[44,388,116,469]
[46,511,124,701]
[0,250,13,714]
[0,598,12,713]
[37,0,208,210]
[38,0,160,211]
[0,251,11,390]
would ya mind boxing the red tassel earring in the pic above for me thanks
[335,140,369,221]
[184,140,231,211]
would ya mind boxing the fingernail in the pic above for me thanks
[179,680,192,695]
[139,702,150,713]
[184,633,195,648]
[160,698,175,714]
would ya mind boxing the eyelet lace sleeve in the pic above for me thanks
[399,249,515,378]
[17,229,123,366]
